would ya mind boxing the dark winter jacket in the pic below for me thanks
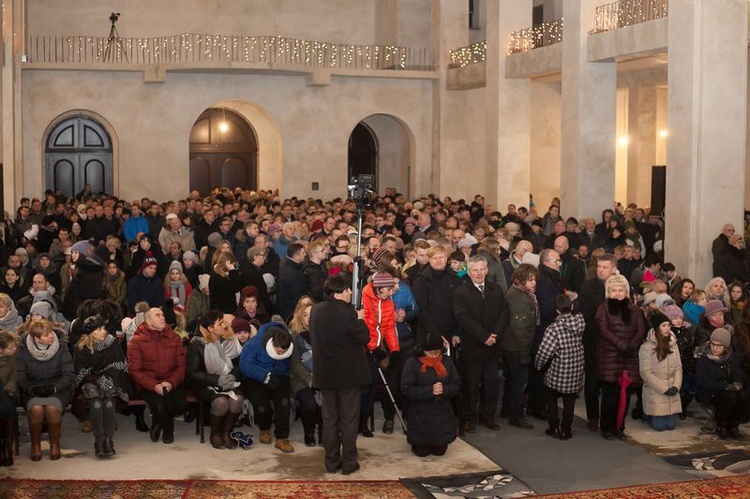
[73,335,134,402]
[502,285,538,364]
[310,297,370,390]
[595,299,645,384]
[413,267,461,341]
[127,272,166,313]
[186,335,241,402]
[302,259,327,302]
[696,346,747,405]
[290,331,313,395]
[579,276,606,352]
[535,264,565,336]
[62,257,105,320]
[277,259,308,322]
[240,260,275,314]
[239,322,292,383]
[208,270,242,314]
[401,354,460,446]
[16,333,75,408]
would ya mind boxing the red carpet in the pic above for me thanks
[539,474,750,498]
[0,478,414,498]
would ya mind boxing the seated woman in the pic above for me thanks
[15,318,75,461]
[639,313,683,431]
[0,331,18,467]
[234,286,271,326]
[164,261,193,314]
[73,315,133,457]
[186,310,244,450]
[400,333,460,457]
[696,328,749,440]
[0,293,22,333]
[288,296,321,447]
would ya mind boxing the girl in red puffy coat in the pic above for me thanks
[359,272,400,437]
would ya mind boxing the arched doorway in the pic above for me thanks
[189,108,258,195]
[349,115,413,197]
[45,115,113,198]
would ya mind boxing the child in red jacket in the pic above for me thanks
[360,272,400,436]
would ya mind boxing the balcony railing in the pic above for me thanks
[589,0,668,34]
[508,18,563,55]
[448,40,487,69]
[25,33,434,71]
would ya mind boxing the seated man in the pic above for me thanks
[239,321,295,453]
[127,307,186,444]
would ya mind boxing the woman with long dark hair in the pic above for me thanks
[639,313,682,431]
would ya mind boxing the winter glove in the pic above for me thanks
[218,373,237,390]
[388,350,400,365]
[32,385,56,397]
[370,348,388,362]
[664,386,679,396]
[264,372,281,390]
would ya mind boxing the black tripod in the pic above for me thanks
[103,12,128,62]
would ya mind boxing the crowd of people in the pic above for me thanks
[0,184,747,474]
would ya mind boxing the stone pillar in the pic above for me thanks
[530,81,561,208]
[666,0,747,286]
[560,0,617,219]
[485,0,532,210]
[627,84,657,207]
[2,0,22,211]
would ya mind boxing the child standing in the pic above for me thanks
[664,305,696,418]
[534,294,585,440]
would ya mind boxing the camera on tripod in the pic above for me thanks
[109,12,120,24]
[347,174,375,210]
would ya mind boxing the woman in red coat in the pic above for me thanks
[595,274,645,441]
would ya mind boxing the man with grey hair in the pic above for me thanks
[502,240,533,285]
[274,221,299,259]
[454,254,509,433]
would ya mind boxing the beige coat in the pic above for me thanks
[639,330,683,416]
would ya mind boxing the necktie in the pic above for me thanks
[478,284,484,296]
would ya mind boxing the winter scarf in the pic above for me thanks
[25,331,60,362]
[419,352,447,379]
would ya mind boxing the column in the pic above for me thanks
[560,0,617,219]
[626,84,658,207]
[485,0,532,211]
[666,0,747,286]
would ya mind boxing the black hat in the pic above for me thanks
[650,312,670,332]
[422,333,443,352]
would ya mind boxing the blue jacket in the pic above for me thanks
[391,280,419,343]
[123,215,150,243]
[239,322,291,382]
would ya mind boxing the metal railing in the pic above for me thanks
[25,33,434,71]
[448,40,486,68]
[589,0,668,34]
[508,18,564,54]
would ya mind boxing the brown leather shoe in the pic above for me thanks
[587,419,599,432]
[259,429,272,445]
[463,422,477,433]
[274,438,294,453]
[480,418,500,431]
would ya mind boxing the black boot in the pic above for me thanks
[0,417,10,467]
[718,425,731,439]
[545,420,560,439]
[103,437,116,457]
[680,393,693,420]
[209,414,226,449]
[317,424,323,446]
[94,439,107,458]
[134,406,149,432]
[359,415,373,438]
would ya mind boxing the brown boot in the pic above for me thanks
[259,429,272,444]
[45,407,63,460]
[274,438,294,453]
[209,414,226,449]
[28,407,44,462]
[2,417,15,466]
[223,412,241,449]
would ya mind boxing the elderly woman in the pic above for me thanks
[0,331,18,466]
[288,296,320,447]
[695,300,743,354]
[696,328,748,439]
[16,318,75,461]
[639,313,682,431]
[401,333,460,457]
[0,293,22,333]
[235,285,271,326]
[186,310,244,450]
[596,274,645,441]
[705,277,730,308]
[74,315,133,457]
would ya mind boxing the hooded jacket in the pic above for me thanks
[239,321,293,383]
[639,329,683,416]
[362,282,399,353]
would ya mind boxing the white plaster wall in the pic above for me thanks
[615,88,629,204]
[362,114,412,197]
[22,70,433,203]
[27,0,377,44]
[397,0,433,50]
[530,80,560,209]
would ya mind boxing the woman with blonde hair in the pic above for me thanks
[209,251,242,313]
[186,310,244,449]
[705,277,730,308]
[288,295,321,446]
[74,315,133,457]
[16,318,75,460]
[0,293,22,333]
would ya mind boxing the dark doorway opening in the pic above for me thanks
[348,123,378,186]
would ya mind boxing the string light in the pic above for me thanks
[449,40,486,68]
[30,32,424,70]
[507,18,563,55]
[590,0,668,35]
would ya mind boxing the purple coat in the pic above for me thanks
[595,301,645,384]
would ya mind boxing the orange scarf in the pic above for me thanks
[419,353,447,379]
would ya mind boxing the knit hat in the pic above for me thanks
[650,312,671,332]
[604,274,630,298]
[141,256,158,270]
[371,246,393,265]
[207,232,223,248]
[28,300,53,320]
[654,293,675,309]
[403,217,417,226]
[198,274,210,290]
[505,222,520,237]
[182,250,197,262]
[457,234,478,249]
[641,292,658,306]
[70,240,89,255]
[165,213,178,221]
[664,304,684,321]
[710,328,731,348]
[267,223,282,237]
[704,300,727,317]
[14,247,28,257]
[168,261,183,273]
[422,333,443,352]
[311,220,324,233]
[372,272,395,290]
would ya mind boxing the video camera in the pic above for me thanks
[347,174,375,210]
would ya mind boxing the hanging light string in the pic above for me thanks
[590,0,668,35]
[507,18,563,55]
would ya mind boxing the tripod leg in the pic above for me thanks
[377,367,407,432]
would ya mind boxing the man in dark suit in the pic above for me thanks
[454,254,509,433]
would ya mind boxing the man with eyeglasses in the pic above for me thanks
[553,235,586,294]
[303,239,329,301]
[712,223,736,279]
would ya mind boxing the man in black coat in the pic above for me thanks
[276,243,309,322]
[302,240,328,302]
[454,255,509,433]
[240,246,275,315]
[578,253,617,432]
[310,274,370,475]
[413,245,461,344]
